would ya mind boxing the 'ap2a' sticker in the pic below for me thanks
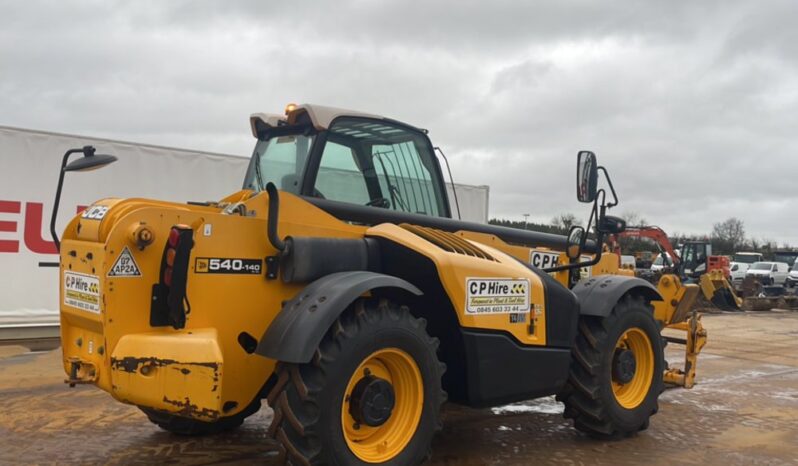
[108,247,142,277]
[81,205,110,220]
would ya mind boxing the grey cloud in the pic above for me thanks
[1,0,797,244]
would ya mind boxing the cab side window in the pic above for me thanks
[371,141,441,216]
[314,141,371,205]
[314,117,448,217]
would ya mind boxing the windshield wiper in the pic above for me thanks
[390,185,410,212]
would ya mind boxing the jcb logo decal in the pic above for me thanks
[196,258,209,272]
[81,205,109,220]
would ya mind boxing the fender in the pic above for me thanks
[255,271,422,363]
[572,275,661,317]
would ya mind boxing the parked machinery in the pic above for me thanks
[610,226,740,309]
[607,226,748,387]
[56,105,702,463]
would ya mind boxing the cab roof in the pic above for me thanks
[249,104,422,138]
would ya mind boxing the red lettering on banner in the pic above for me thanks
[0,200,21,253]
[0,199,88,255]
[24,202,57,254]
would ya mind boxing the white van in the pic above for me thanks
[730,252,764,285]
[745,261,790,286]
[787,263,798,288]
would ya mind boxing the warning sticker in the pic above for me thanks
[64,271,101,314]
[108,247,141,277]
[466,278,530,315]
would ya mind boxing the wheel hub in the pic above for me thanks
[612,348,637,384]
[348,375,396,427]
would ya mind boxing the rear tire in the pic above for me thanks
[557,294,664,439]
[140,398,262,436]
[266,298,446,465]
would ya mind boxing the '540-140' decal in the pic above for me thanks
[195,257,262,275]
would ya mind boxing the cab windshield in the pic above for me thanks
[243,117,449,217]
[243,130,315,195]
[751,262,772,271]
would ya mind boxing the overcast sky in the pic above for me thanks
[2,1,797,245]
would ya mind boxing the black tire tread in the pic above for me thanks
[267,299,445,465]
[556,294,663,439]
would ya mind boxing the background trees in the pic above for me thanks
[489,215,793,258]
[711,217,746,254]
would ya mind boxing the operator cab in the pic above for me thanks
[679,241,710,279]
[245,104,622,278]
[244,104,451,218]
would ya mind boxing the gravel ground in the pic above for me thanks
[1,311,797,465]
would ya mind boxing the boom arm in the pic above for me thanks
[612,226,680,266]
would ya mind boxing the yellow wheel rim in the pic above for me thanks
[341,348,423,463]
[611,328,654,409]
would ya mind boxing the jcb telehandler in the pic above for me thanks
[58,105,672,465]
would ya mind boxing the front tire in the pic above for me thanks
[266,298,446,465]
[557,295,664,439]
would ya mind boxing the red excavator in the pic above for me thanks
[611,226,731,279]
[610,226,739,310]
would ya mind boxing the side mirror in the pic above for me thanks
[64,146,118,172]
[566,226,585,260]
[597,215,626,234]
[576,151,598,203]
[47,146,118,256]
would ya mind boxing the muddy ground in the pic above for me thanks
[1,311,797,465]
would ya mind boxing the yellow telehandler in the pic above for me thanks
[56,104,695,464]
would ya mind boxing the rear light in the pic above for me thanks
[150,224,194,329]
[163,225,190,288]
[163,267,173,287]
[168,228,180,248]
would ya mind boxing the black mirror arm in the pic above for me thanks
[543,198,604,273]
[598,166,618,208]
[546,166,619,274]
[544,232,605,273]
[49,147,89,252]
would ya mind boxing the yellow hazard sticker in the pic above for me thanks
[466,278,530,315]
[64,271,100,314]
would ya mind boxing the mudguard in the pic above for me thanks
[572,275,661,317]
[255,271,422,363]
